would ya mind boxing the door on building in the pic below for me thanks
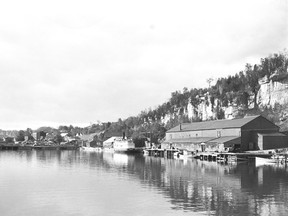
[201,143,206,152]
[249,142,254,150]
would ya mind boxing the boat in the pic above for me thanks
[113,138,135,152]
[103,138,140,153]
[255,154,288,166]
[255,156,278,166]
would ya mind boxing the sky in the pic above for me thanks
[0,0,287,130]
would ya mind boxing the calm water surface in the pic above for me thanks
[1,150,288,216]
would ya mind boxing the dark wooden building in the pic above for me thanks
[162,115,288,152]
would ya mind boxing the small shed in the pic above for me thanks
[257,133,288,150]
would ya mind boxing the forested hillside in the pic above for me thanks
[4,50,288,145]
[94,50,288,143]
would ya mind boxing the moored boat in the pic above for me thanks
[255,156,278,166]
[255,154,288,166]
[103,138,141,153]
[113,138,135,152]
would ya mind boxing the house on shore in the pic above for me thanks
[79,131,104,147]
[162,115,288,152]
[0,135,16,144]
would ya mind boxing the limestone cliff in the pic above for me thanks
[257,76,288,108]
[162,77,288,126]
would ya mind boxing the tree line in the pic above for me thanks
[12,50,288,144]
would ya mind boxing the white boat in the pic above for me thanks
[256,154,288,166]
[103,138,139,153]
[113,138,135,152]
[255,157,278,166]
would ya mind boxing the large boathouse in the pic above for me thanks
[162,115,288,152]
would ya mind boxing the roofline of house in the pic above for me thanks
[166,126,242,133]
[166,115,280,133]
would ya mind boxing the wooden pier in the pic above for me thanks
[143,148,281,163]
[196,152,274,163]
[0,144,20,150]
[144,149,179,158]
[0,144,79,151]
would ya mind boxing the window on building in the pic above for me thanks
[217,131,221,138]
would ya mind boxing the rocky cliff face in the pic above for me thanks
[186,98,238,121]
[257,76,288,108]
[162,77,288,125]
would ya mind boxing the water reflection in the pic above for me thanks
[1,150,288,216]
[100,152,288,215]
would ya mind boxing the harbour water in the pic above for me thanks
[1,150,288,216]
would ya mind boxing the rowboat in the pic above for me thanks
[255,155,287,166]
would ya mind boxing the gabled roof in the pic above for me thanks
[79,132,99,141]
[207,136,240,144]
[167,115,261,133]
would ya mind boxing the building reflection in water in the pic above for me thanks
[102,153,288,215]
[10,150,288,215]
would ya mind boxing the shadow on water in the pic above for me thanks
[3,150,288,216]
[101,153,288,216]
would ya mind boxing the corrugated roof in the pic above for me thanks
[167,115,261,133]
[207,136,241,144]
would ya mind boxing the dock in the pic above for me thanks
[0,144,79,151]
[144,149,179,158]
[143,148,283,164]
[196,152,275,163]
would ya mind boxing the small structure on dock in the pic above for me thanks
[143,148,178,158]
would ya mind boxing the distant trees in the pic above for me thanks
[15,128,34,142]
[12,50,287,143]
[53,133,64,144]
[16,130,25,141]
